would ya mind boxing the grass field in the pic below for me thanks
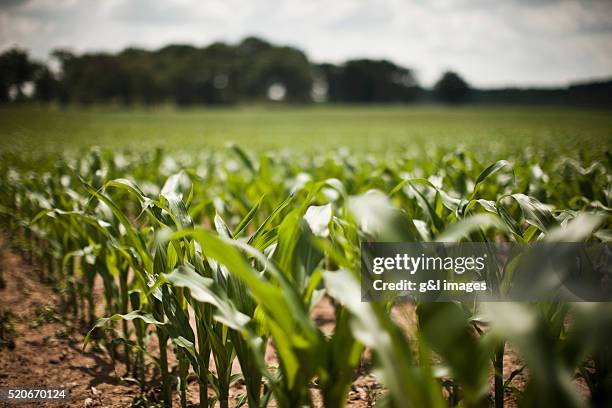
[1,105,611,156]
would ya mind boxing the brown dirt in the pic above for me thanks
[0,233,140,407]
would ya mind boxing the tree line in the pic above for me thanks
[1,36,610,106]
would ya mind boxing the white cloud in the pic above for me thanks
[0,0,611,86]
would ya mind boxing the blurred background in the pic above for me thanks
[1,0,611,107]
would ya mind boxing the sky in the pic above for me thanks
[1,0,611,87]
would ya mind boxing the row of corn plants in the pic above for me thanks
[0,146,610,407]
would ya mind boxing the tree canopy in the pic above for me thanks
[0,37,610,107]
[434,71,471,103]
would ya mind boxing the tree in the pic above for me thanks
[434,71,470,103]
[237,38,313,102]
[57,52,131,104]
[317,60,420,103]
[33,65,58,103]
[0,48,37,102]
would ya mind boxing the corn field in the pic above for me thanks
[0,145,611,407]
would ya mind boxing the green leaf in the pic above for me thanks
[303,203,332,238]
[471,160,513,198]
[437,213,505,242]
[545,213,605,242]
[233,196,263,237]
[165,265,251,331]
[84,311,165,348]
[324,269,446,408]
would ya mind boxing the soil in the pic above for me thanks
[0,237,132,407]
[0,234,588,407]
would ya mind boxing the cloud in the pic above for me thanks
[0,0,611,86]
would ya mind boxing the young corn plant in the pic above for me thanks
[0,145,610,408]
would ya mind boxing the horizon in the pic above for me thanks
[1,0,612,88]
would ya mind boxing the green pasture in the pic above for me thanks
[1,105,610,158]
